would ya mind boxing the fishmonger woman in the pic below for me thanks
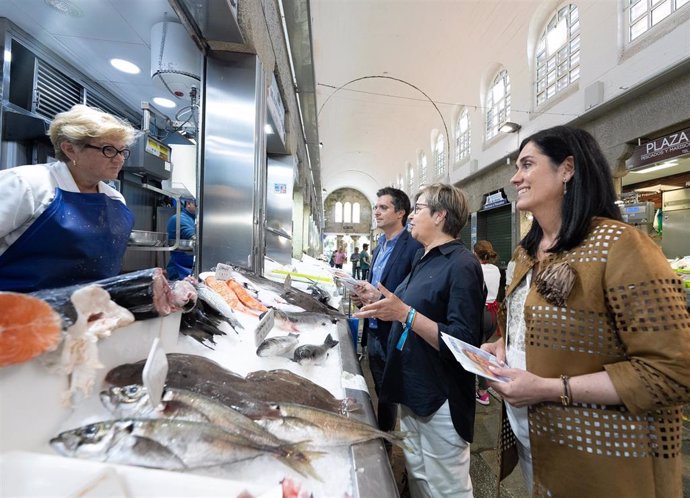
[0,104,139,292]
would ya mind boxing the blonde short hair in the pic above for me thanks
[48,104,140,161]
[415,183,469,238]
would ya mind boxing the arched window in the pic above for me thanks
[628,0,689,41]
[343,202,352,223]
[486,69,511,140]
[352,202,360,223]
[408,163,415,192]
[536,4,580,106]
[435,134,446,177]
[334,202,343,223]
[455,108,471,162]
[419,152,428,186]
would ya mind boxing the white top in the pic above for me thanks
[481,263,501,303]
[0,161,125,256]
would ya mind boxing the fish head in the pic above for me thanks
[50,421,132,459]
[100,384,151,415]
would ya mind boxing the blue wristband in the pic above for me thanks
[396,308,416,350]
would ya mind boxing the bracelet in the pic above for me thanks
[560,375,571,407]
[396,307,416,351]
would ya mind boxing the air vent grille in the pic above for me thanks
[35,61,82,119]
[86,91,136,125]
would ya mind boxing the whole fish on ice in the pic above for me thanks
[256,333,300,358]
[50,418,319,477]
[292,334,339,366]
[272,309,340,333]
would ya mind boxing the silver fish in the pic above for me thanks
[196,283,243,330]
[51,418,320,477]
[256,333,300,358]
[273,309,340,333]
[100,384,322,473]
[292,333,339,365]
[259,402,407,448]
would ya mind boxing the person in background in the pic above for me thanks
[0,104,139,292]
[353,187,422,439]
[350,246,361,279]
[482,126,690,497]
[359,243,371,280]
[473,240,501,406]
[334,246,347,269]
[166,197,196,280]
[356,183,484,498]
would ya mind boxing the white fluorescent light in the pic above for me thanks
[631,160,680,174]
[264,124,274,134]
[152,97,176,108]
[110,58,140,74]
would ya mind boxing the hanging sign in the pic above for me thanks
[626,127,690,171]
[480,188,510,211]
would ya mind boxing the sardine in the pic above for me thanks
[50,418,320,477]
[292,334,339,365]
[256,333,300,358]
[259,402,407,448]
[105,353,359,415]
[272,309,340,333]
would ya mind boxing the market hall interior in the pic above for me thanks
[0,0,689,497]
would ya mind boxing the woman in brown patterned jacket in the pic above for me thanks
[482,126,690,497]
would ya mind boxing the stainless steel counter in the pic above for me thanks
[336,321,400,498]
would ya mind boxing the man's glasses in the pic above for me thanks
[413,203,429,214]
[83,144,131,160]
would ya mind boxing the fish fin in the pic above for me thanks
[340,398,362,414]
[131,436,188,470]
[275,441,324,481]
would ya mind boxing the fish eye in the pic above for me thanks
[79,424,100,439]
[124,385,140,396]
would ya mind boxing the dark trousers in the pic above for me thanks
[368,333,397,432]
[361,268,369,280]
[352,266,361,279]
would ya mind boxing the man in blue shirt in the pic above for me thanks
[166,198,196,280]
[355,187,422,435]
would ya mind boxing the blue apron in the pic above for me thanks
[0,188,134,292]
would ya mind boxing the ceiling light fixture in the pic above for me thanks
[499,122,521,133]
[152,97,176,108]
[630,160,680,174]
[110,58,141,74]
[44,0,83,17]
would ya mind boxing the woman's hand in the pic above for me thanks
[480,339,506,364]
[354,284,408,323]
[352,281,382,306]
[487,367,558,408]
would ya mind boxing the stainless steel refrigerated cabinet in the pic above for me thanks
[662,187,690,259]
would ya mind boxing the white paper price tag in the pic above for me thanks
[142,337,168,408]
[215,263,234,281]
[254,308,275,347]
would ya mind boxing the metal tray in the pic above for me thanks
[129,230,167,247]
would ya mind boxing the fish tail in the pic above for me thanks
[275,441,324,481]
[323,333,339,348]
[386,430,410,450]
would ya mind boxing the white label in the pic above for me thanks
[215,263,234,281]
[142,337,168,408]
[254,308,275,347]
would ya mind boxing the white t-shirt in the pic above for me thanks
[481,263,501,303]
[0,161,125,256]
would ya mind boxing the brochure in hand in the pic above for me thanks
[440,332,510,383]
[329,269,360,290]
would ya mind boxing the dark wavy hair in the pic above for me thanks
[376,187,412,226]
[519,126,622,257]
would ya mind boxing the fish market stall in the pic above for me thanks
[0,269,398,497]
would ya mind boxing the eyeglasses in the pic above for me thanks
[83,144,131,160]
[413,203,429,214]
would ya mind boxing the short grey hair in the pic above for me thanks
[415,183,469,238]
[48,104,140,162]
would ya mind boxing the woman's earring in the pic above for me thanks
[563,178,567,196]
